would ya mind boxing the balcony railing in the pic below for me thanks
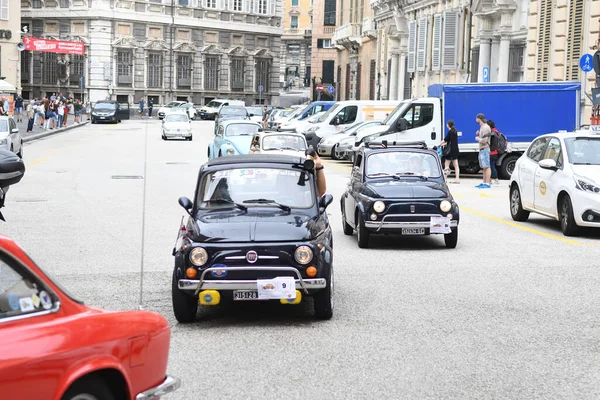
[362,17,376,39]
[332,23,362,47]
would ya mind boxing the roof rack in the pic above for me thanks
[364,140,428,149]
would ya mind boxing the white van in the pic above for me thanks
[199,99,245,120]
[300,100,401,149]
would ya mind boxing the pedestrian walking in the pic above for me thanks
[139,97,145,118]
[63,101,70,127]
[57,101,65,128]
[475,113,492,189]
[0,104,7,116]
[37,101,45,127]
[2,99,9,115]
[73,100,82,124]
[487,120,502,186]
[148,98,153,118]
[26,101,35,132]
[14,95,23,122]
[439,119,460,184]
[262,105,268,128]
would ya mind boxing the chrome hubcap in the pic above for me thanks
[561,201,568,229]
[510,189,520,215]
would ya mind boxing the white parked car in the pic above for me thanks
[509,130,600,236]
[161,112,192,141]
[249,132,308,157]
[0,117,23,158]
[157,101,186,119]
[170,103,197,120]
[245,106,264,123]
[317,120,382,160]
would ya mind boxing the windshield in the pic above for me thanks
[382,101,410,126]
[221,107,247,116]
[246,107,263,115]
[206,101,224,108]
[165,101,182,108]
[166,114,188,122]
[198,168,314,209]
[565,137,600,165]
[279,110,294,118]
[262,135,307,151]
[225,123,261,136]
[315,104,340,123]
[95,102,117,110]
[353,121,382,135]
[366,152,442,178]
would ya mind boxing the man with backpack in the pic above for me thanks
[487,119,507,185]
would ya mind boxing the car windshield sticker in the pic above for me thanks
[39,290,53,310]
[257,277,296,300]
[31,293,41,308]
[8,294,19,311]
[430,216,452,234]
[19,297,35,312]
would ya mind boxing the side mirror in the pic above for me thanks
[178,196,193,213]
[11,129,18,134]
[332,116,340,126]
[539,158,558,170]
[318,193,334,211]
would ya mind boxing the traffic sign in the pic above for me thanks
[580,54,593,72]
[316,84,323,92]
[482,66,489,83]
[257,84,264,93]
[328,85,335,94]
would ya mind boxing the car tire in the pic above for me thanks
[500,155,520,180]
[444,228,458,249]
[559,195,580,237]
[462,162,480,175]
[91,119,96,124]
[313,266,333,320]
[509,184,530,222]
[187,135,193,141]
[171,270,198,323]
[357,212,370,248]
[331,144,340,160]
[62,375,116,400]
[341,206,353,235]
[207,146,211,158]
[162,132,167,140]
[16,142,23,158]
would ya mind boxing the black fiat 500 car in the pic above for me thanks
[340,141,460,249]
[172,154,334,323]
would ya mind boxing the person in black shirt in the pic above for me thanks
[439,119,460,184]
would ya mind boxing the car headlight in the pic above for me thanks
[91,112,97,116]
[440,200,452,212]
[373,201,385,213]
[226,147,235,155]
[189,247,208,266]
[575,175,600,194]
[294,245,313,265]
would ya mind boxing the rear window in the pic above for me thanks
[95,102,117,110]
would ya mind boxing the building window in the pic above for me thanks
[32,0,41,8]
[42,52,57,85]
[403,57,411,99]
[205,32,218,43]
[536,0,553,81]
[60,0,69,8]
[231,58,244,91]
[337,65,342,98]
[72,22,85,34]
[177,54,192,88]
[117,50,132,86]
[204,56,219,90]
[147,53,163,88]
[291,16,298,29]
[508,42,525,82]
[232,0,242,11]
[369,60,375,100]
[317,39,332,48]
[324,0,336,25]
[257,0,267,14]
[205,0,216,7]
[45,22,58,33]
[291,0,298,6]
[21,51,31,84]
[322,60,334,84]
[257,37,268,48]
[345,64,350,100]
[69,55,85,86]
[149,27,162,39]
[232,35,243,45]
[356,62,362,100]
[565,0,584,81]
[117,24,131,35]
[287,44,300,64]
[255,58,270,92]
[177,29,191,41]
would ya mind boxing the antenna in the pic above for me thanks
[138,112,149,310]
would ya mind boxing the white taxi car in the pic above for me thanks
[509,130,600,236]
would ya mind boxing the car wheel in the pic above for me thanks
[91,119,96,124]
[357,212,370,248]
[62,375,116,400]
[462,162,480,175]
[313,266,333,320]
[509,185,530,222]
[500,155,519,179]
[559,195,580,236]
[341,206,353,235]
[161,132,167,140]
[187,135,193,141]
[444,228,458,248]
[16,142,23,158]
[331,144,340,161]
[171,269,198,323]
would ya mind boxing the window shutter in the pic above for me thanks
[416,17,427,72]
[442,11,458,70]
[407,19,417,73]
[536,1,553,81]
[432,14,442,71]
[565,0,584,81]
[317,39,324,48]
[0,0,8,20]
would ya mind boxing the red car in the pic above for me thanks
[0,235,180,400]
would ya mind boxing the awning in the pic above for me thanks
[0,80,17,93]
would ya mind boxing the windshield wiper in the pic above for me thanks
[395,172,429,180]
[367,173,400,180]
[243,198,291,211]
[207,199,247,210]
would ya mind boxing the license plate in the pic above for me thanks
[402,228,425,235]
[233,290,260,301]
[100,117,105,119]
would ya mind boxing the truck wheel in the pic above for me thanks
[62,375,116,400]
[500,155,520,179]
[509,184,530,222]
[357,212,370,248]
[559,195,580,236]
[341,206,353,235]
[444,228,458,248]
[172,270,198,323]
[313,267,333,320]
[462,162,480,175]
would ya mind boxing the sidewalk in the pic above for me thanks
[17,113,91,139]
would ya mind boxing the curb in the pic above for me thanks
[23,121,90,143]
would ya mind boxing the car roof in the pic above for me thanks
[542,129,600,139]
[205,154,307,167]
[220,119,261,126]
[258,131,304,137]
[361,141,437,155]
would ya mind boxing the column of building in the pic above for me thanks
[497,11,514,82]
[388,36,400,100]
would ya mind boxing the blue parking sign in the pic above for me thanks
[580,54,593,72]
[328,85,335,94]
[482,66,489,83]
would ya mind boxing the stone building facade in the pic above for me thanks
[310,0,337,100]
[280,0,312,89]
[20,0,283,105]
[0,0,21,93]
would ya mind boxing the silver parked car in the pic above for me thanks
[317,121,382,160]
[0,117,23,158]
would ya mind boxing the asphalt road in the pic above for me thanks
[3,119,600,399]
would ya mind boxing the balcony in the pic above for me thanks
[362,17,376,39]
[332,23,362,49]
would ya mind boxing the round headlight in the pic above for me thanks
[373,201,385,213]
[226,147,235,155]
[440,200,452,212]
[294,246,313,265]
[189,247,208,266]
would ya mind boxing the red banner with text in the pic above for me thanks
[22,37,85,55]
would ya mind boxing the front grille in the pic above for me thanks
[384,215,432,223]
[386,202,441,215]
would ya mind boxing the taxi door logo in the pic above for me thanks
[539,181,547,195]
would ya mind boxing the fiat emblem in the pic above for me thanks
[246,251,258,263]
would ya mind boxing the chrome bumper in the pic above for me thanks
[136,376,181,400]
[364,215,458,232]
[178,266,327,295]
